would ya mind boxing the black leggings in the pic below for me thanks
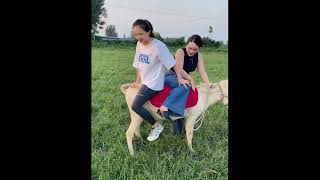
[131,84,158,125]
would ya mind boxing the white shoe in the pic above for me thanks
[147,124,164,141]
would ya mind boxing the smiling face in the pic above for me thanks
[132,25,151,45]
[186,42,200,56]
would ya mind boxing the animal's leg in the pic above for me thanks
[185,117,195,152]
[126,112,143,156]
[134,119,143,138]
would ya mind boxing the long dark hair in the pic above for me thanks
[187,34,202,48]
[132,19,155,38]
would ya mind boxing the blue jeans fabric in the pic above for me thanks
[163,70,190,116]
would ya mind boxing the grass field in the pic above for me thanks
[92,46,228,180]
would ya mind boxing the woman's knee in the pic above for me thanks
[131,102,140,113]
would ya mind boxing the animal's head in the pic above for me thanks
[198,80,228,107]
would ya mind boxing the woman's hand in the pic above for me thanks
[177,76,190,89]
[130,81,141,88]
[189,78,196,91]
[204,82,213,89]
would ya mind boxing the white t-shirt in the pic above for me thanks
[133,38,176,91]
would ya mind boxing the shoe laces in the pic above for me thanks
[150,126,161,136]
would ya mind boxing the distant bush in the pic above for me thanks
[92,39,228,53]
[92,40,136,49]
[163,37,185,47]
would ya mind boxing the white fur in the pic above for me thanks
[120,80,228,155]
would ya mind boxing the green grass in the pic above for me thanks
[92,47,228,180]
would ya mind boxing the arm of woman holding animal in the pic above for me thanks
[172,60,191,89]
[174,49,211,90]
[130,70,142,88]
[197,52,211,88]
[175,48,196,91]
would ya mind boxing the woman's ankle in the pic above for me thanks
[152,122,160,128]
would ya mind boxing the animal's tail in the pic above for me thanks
[120,83,131,94]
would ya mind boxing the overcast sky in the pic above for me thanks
[97,0,228,43]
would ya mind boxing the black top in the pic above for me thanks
[171,48,198,74]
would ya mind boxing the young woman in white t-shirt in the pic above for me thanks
[130,19,189,141]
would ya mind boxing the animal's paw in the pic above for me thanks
[188,146,195,153]
[129,150,135,156]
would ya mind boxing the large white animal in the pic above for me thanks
[120,80,228,155]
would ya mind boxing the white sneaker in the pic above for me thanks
[147,124,164,141]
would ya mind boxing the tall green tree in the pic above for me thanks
[92,0,107,38]
[105,25,118,37]
[209,26,214,33]
[209,25,214,40]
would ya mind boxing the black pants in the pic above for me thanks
[132,84,158,125]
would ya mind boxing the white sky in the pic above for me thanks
[97,0,228,43]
